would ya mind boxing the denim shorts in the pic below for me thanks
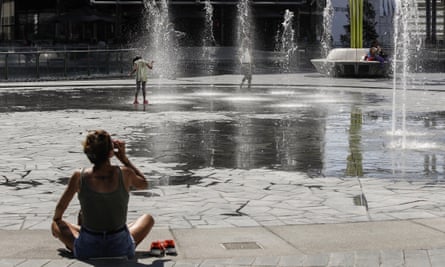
[74,226,135,260]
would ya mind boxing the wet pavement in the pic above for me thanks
[1,73,445,266]
[2,74,445,182]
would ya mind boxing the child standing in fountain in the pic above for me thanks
[240,47,252,89]
[129,56,154,104]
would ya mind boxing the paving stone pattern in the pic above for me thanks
[1,74,445,266]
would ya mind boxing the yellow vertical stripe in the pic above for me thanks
[349,0,363,48]
[358,0,363,48]
[349,0,355,48]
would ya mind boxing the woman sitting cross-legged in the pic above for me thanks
[51,129,154,259]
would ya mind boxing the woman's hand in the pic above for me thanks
[113,139,147,188]
[113,139,129,164]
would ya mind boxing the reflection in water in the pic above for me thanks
[346,107,363,177]
[129,113,325,173]
[0,88,136,112]
[386,111,445,179]
[424,154,437,177]
[3,85,445,185]
[422,117,439,179]
[353,194,368,210]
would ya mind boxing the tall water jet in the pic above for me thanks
[275,9,298,73]
[320,0,334,59]
[391,0,422,149]
[202,0,216,75]
[142,0,178,79]
[237,0,253,64]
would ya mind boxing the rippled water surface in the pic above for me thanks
[2,83,445,184]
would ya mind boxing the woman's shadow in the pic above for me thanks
[57,248,173,266]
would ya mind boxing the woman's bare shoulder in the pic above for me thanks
[118,166,133,176]
[72,167,89,177]
[70,167,91,183]
[63,168,84,191]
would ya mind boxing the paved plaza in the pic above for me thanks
[1,73,445,266]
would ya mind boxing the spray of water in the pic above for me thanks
[237,0,252,58]
[203,1,216,47]
[391,0,422,149]
[320,0,334,59]
[275,9,298,73]
[202,0,216,75]
[142,0,178,79]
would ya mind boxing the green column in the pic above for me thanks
[349,0,363,48]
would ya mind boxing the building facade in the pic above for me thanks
[1,0,442,49]
[1,0,325,49]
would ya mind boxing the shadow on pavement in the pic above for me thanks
[83,259,173,267]
[57,248,173,266]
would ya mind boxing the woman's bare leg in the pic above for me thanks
[128,214,154,246]
[51,220,80,251]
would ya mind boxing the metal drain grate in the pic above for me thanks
[221,241,262,250]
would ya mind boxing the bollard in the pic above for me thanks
[119,49,123,73]
[87,48,90,76]
[4,53,9,80]
[35,53,40,79]
[64,47,67,77]
[106,50,110,74]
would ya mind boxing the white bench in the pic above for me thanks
[311,48,389,77]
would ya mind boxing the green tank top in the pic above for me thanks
[78,167,129,232]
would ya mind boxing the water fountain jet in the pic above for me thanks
[320,0,334,59]
[237,0,253,64]
[275,9,298,73]
[142,0,178,79]
[391,0,422,149]
[202,0,217,76]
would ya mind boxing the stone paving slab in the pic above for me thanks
[2,161,445,231]
[2,220,445,266]
[270,220,445,254]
